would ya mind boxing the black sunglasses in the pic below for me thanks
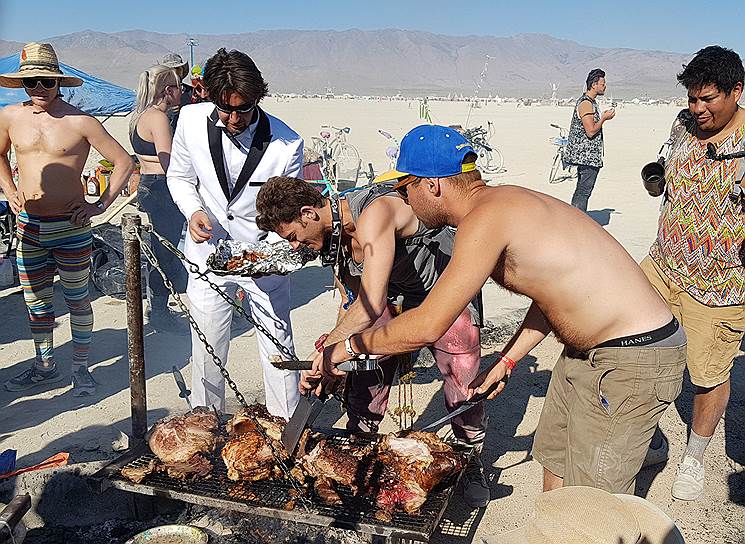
[215,102,255,115]
[395,176,420,199]
[22,77,58,90]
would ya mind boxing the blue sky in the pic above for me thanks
[1,0,743,55]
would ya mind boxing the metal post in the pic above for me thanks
[122,213,147,444]
[187,37,199,68]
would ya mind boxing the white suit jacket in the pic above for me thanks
[167,102,303,267]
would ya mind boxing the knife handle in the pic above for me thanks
[469,379,503,404]
[171,365,191,399]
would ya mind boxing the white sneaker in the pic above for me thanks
[671,455,705,500]
[642,435,669,468]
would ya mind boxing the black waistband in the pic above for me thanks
[594,318,679,349]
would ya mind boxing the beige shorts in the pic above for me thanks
[532,342,686,493]
[640,256,745,388]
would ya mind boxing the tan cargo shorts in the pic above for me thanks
[532,342,686,493]
[640,256,745,388]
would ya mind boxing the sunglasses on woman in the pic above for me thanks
[22,77,58,90]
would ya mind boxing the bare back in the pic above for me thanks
[457,185,671,350]
[5,100,91,215]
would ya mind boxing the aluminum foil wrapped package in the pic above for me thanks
[206,239,318,277]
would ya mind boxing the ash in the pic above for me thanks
[23,518,159,544]
[177,505,370,544]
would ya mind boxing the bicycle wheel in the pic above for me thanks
[548,151,563,183]
[332,143,361,190]
[481,146,505,174]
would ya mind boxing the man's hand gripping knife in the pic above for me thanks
[468,352,517,401]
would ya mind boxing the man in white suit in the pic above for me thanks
[167,48,302,419]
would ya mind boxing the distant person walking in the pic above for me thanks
[129,64,188,333]
[0,42,133,396]
[564,69,615,211]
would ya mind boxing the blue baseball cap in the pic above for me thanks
[374,125,477,184]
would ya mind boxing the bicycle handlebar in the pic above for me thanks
[321,124,351,133]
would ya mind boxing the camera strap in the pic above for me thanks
[320,194,342,268]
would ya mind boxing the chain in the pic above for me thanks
[130,226,310,508]
[146,228,298,361]
[143,226,381,437]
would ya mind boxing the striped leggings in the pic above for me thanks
[16,212,93,366]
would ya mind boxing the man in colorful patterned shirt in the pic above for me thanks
[641,45,745,501]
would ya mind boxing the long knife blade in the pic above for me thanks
[414,379,503,433]
[270,359,380,372]
[281,392,326,455]
[270,360,313,371]
[171,365,193,411]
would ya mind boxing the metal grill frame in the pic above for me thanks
[91,430,469,542]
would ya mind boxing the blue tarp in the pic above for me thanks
[0,54,135,116]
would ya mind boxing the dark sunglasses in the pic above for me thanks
[395,176,420,199]
[215,102,255,115]
[22,77,58,90]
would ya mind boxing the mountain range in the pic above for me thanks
[0,29,692,98]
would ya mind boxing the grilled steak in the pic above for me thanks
[222,405,288,482]
[302,431,462,516]
[121,407,219,483]
[147,407,219,478]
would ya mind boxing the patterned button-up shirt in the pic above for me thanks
[650,121,745,307]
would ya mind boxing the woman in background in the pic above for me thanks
[129,64,188,333]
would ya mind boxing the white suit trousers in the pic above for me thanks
[186,272,300,419]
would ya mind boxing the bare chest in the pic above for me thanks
[10,114,88,158]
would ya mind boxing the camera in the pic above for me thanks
[641,159,666,197]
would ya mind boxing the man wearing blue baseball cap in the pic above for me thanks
[313,124,687,495]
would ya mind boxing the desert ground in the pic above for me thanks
[1,99,743,543]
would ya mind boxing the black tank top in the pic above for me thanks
[130,125,157,156]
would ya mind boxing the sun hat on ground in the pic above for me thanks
[374,124,477,184]
[0,42,83,88]
[160,53,189,80]
[481,486,685,544]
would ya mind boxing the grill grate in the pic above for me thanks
[95,432,467,542]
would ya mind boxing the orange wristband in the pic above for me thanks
[499,353,517,370]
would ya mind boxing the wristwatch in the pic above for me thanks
[344,335,370,360]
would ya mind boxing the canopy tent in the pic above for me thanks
[0,54,135,116]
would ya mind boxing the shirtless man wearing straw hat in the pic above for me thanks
[0,42,133,396]
[315,124,687,494]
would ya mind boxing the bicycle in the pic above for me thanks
[378,129,400,171]
[310,125,361,192]
[548,124,576,183]
[456,122,505,174]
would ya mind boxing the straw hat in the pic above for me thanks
[481,486,685,544]
[0,42,83,88]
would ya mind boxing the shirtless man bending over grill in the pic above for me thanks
[0,42,133,396]
[256,175,490,508]
[316,124,687,494]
